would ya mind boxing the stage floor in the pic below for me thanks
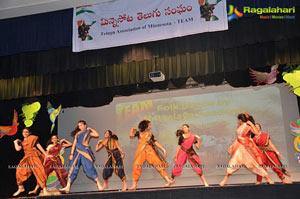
[10,182,300,199]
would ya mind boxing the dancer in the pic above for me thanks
[169,124,209,186]
[219,113,274,186]
[253,123,292,184]
[13,128,50,196]
[129,119,173,190]
[60,120,103,193]
[29,135,73,194]
[95,130,128,191]
[44,135,72,187]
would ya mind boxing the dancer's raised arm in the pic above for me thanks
[13,139,22,151]
[88,127,99,138]
[95,139,104,152]
[129,127,138,138]
[60,138,73,148]
[246,120,259,135]
[195,135,201,150]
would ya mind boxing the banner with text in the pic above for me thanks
[73,0,228,52]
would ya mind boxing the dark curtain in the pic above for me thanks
[0,37,299,100]
[0,9,72,56]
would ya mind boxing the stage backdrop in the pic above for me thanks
[58,84,300,191]
[72,0,228,52]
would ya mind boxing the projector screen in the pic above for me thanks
[58,84,300,191]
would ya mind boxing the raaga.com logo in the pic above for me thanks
[228,5,295,22]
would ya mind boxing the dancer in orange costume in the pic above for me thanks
[13,128,50,196]
[219,113,274,186]
[129,119,173,190]
[169,125,209,186]
[253,123,292,184]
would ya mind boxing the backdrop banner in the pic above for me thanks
[72,0,228,52]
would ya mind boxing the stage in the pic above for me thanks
[11,182,300,199]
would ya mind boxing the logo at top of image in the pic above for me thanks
[76,5,96,41]
[198,0,223,21]
[228,5,295,22]
[227,5,243,22]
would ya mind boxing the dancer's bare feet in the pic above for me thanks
[129,186,136,190]
[102,180,108,190]
[165,178,174,187]
[97,184,104,191]
[28,189,38,195]
[121,185,128,191]
[121,179,128,191]
[267,179,274,184]
[28,185,40,195]
[219,179,226,186]
[265,175,274,185]
[95,178,104,191]
[200,175,209,187]
[60,179,71,193]
[256,181,262,185]
[282,179,292,184]
[219,173,229,186]
[129,181,137,190]
[13,186,25,197]
[42,188,50,196]
[59,185,70,194]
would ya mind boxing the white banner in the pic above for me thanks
[72,0,228,52]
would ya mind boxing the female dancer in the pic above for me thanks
[13,128,50,196]
[129,119,173,190]
[29,135,73,194]
[44,135,73,187]
[253,123,292,184]
[96,130,128,191]
[169,124,209,186]
[219,113,274,186]
[60,120,103,193]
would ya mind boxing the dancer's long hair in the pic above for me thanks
[176,129,184,145]
[238,113,257,138]
[237,113,255,124]
[256,123,262,130]
[105,130,118,140]
[138,119,150,132]
[46,135,59,147]
[71,120,87,137]
[22,127,31,133]
[182,124,190,128]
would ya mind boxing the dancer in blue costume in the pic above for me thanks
[60,120,103,193]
